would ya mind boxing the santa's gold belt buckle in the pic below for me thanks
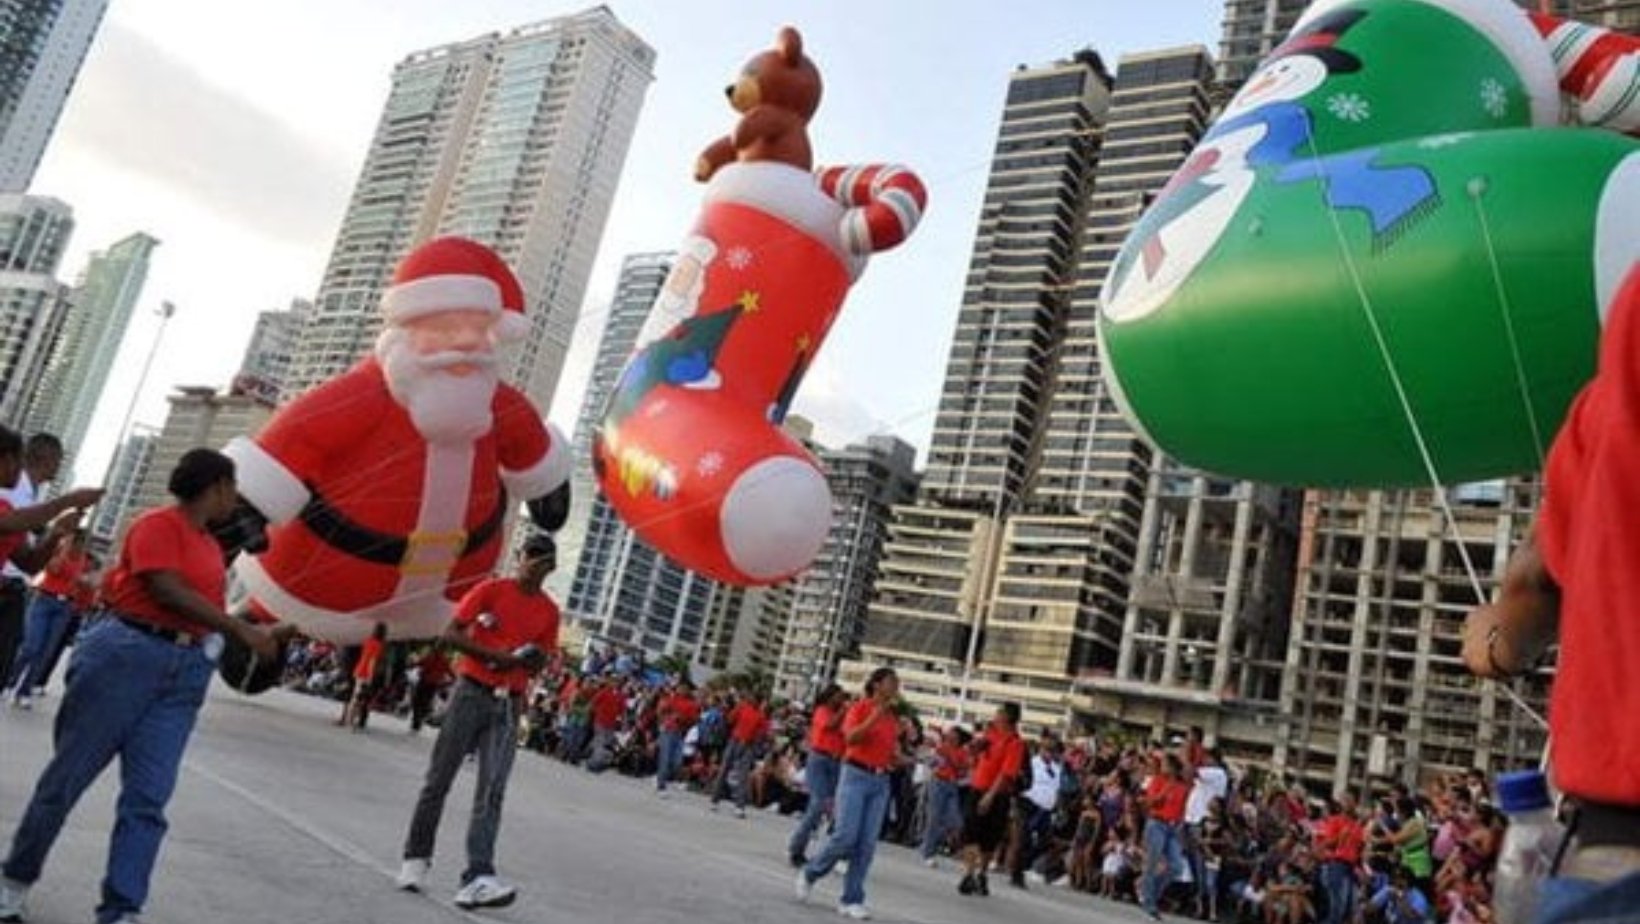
[401,529,466,577]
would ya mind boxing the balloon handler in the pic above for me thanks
[212,237,573,693]
[592,26,926,586]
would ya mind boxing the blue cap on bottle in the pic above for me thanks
[1495,770,1551,813]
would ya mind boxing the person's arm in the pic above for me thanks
[1463,532,1559,678]
[439,618,522,671]
[823,705,845,732]
[142,570,281,659]
[2,492,101,573]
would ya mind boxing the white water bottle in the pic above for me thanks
[1493,770,1560,924]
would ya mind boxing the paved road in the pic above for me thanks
[2,686,1146,924]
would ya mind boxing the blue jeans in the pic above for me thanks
[1320,861,1357,924]
[788,752,840,860]
[1,618,215,924]
[1142,818,1187,914]
[1536,870,1640,923]
[919,778,962,860]
[655,730,685,790]
[5,593,74,695]
[804,765,889,906]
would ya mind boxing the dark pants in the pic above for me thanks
[0,582,28,690]
[403,678,518,883]
[7,593,75,695]
[37,613,82,690]
[2,618,214,923]
[409,681,438,731]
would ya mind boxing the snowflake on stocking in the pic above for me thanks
[1480,78,1508,119]
[726,246,754,271]
[696,451,725,477]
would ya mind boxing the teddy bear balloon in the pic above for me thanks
[592,27,926,586]
[1098,0,1638,488]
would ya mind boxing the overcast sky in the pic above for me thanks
[34,0,1224,483]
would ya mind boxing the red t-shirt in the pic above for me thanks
[416,649,452,686]
[37,548,88,597]
[1318,814,1366,865]
[841,699,898,771]
[970,725,1026,792]
[453,578,559,693]
[934,741,972,783]
[354,636,384,682]
[1539,268,1640,805]
[591,686,625,730]
[1146,775,1190,824]
[807,703,845,758]
[662,692,701,733]
[728,701,768,744]
[104,506,225,638]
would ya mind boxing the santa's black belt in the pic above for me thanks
[298,492,506,570]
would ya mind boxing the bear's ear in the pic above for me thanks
[776,26,803,66]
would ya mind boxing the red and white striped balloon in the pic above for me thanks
[817,164,928,254]
[1532,11,1640,136]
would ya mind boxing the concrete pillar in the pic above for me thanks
[1336,492,1383,795]
[1118,468,1164,679]
[1212,485,1255,695]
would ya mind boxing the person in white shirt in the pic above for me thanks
[0,434,63,685]
[1184,748,1230,915]
[1009,737,1063,888]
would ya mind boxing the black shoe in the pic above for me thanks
[789,853,807,869]
[1010,871,1027,889]
[958,874,976,895]
[977,874,990,896]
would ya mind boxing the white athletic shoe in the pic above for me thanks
[794,869,813,903]
[837,903,872,920]
[453,875,517,910]
[735,807,747,819]
[0,877,28,923]
[395,858,429,893]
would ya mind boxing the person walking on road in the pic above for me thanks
[795,667,903,920]
[0,448,279,924]
[788,684,848,866]
[396,533,558,911]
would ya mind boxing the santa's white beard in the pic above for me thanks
[376,328,498,444]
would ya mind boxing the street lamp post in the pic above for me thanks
[102,300,176,484]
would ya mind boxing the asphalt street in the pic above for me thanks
[2,685,1148,924]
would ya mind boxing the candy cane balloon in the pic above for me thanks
[593,28,925,586]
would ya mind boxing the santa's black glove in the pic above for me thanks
[526,482,570,533]
[512,644,548,673]
[210,497,270,564]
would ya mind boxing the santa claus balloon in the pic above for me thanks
[216,237,571,691]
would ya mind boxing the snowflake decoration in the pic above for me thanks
[726,246,754,271]
[696,451,725,477]
[1417,132,1472,150]
[1480,78,1508,119]
[643,397,671,418]
[1326,93,1371,123]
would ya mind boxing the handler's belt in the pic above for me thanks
[298,490,505,575]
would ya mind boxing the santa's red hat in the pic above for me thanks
[380,237,529,341]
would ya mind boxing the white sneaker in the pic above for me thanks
[735,807,747,819]
[838,903,872,920]
[0,876,27,923]
[7,694,28,711]
[794,869,813,903]
[395,858,429,893]
[923,856,939,868]
[453,875,517,909]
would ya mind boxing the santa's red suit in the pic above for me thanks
[224,237,570,645]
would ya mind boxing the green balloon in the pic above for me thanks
[1099,0,1640,487]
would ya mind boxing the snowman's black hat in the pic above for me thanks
[1268,8,1367,74]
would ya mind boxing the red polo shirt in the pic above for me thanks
[728,701,768,744]
[1146,775,1190,824]
[37,547,88,597]
[970,725,1025,792]
[453,578,559,693]
[591,685,625,731]
[353,636,384,682]
[841,699,898,771]
[104,506,224,638]
[934,741,971,783]
[662,692,701,734]
[1317,813,1366,865]
[1538,267,1640,806]
[807,703,845,758]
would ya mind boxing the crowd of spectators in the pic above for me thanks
[278,640,1505,923]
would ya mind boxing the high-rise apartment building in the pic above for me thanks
[231,298,310,406]
[0,192,72,422]
[1217,0,1307,86]
[698,582,798,677]
[127,387,274,525]
[89,424,155,544]
[285,5,655,419]
[774,435,919,702]
[1272,482,1552,793]
[0,0,109,192]
[25,231,158,462]
[554,251,671,596]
